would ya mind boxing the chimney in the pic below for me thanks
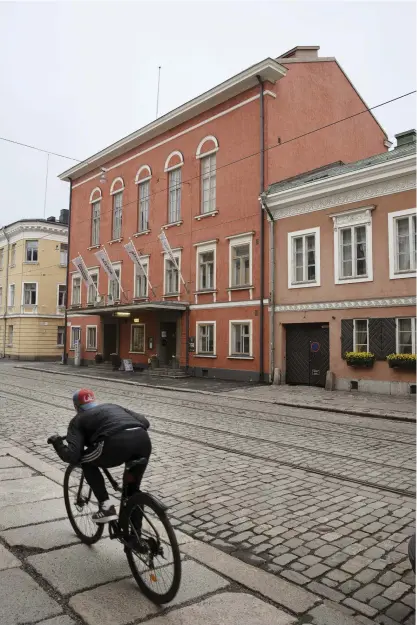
[59,209,69,225]
[278,46,320,61]
[395,130,416,149]
[46,216,56,222]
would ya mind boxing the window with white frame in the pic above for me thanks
[165,257,179,295]
[86,326,97,350]
[230,321,252,357]
[57,284,66,308]
[138,180,150,232]
[168,168,181,223]
[201,154,216,214]
[23,283,37,306]
[57,326,65,346]
[109,268,121,301]
[130,324,145,353]
[25,240,38,263]
[333,208,373,284]
[353,319,369,352]
[197,246,215,291]
[91,200,101,246]
[70,326,81,349]
[112,191,123,239]
[72,276,81,305]
[10,244,16,266]
[288,227,320,288]
[60,243,68,266]
[9,284,15,307]
[229,235,252,288]
[396,318,416,354]
[7,325,13,346]
[0,248,4,270]
[388,209,416,279]
[87,273,98,304]
[197,323,215,355]
[135,260,148,298]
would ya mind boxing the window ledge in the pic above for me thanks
[194,289,217,295]
[88,245,101,251]
[10,265,16,268]
[133,230,151,237]
[162,221,183,229]
[163,293,180,298]
[108,238,124,245]
[6,344,13,348]
[129,351,145,355]
[227,285,254,291]
[335,276,372,285]
[133,297,149,302]
[194,354,217,358]
[86,348,97,352]
[289,281,319,289]
[59,263,68,268]
[228,355,254,360]
[23,261,39,265]
[194,210,218,221]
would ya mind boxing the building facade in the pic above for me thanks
[60,45,388,381]
[265,131,416,395]
[0,216,68,360]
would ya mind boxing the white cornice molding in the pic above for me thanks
[268,154,416,220]
[275,296,416,312]
[0,221,68,242]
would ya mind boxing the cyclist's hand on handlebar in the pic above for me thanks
[47,435,62,445]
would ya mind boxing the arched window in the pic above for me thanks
[164,152,184,224]
[89,188,102,247]
[135,166,152,233]
[110,178,124,240]
[196,136,218,215]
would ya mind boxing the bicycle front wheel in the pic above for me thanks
[63,465,104,545]
[123,493,181,604]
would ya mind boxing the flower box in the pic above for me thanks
[387,354,416,371]
[345,352,375,368]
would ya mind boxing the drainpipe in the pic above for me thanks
[260,193,275,383]
[63,178,72,365]
[256,75,265,384]
[1,227,10,358]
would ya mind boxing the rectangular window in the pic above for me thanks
[168,168,181,223]
[91,201,101,246]
[60,243,68,266]
[293,235,316,283]
[109,268,121,301]
[165,258,179,294]
[340,225,367,279]
[197,323,215,355]
[198,250,214,290]
[86,326,97,350]
[0,248,4,270]
[231,244,250,287]
[353,319,369,352]
[230,322,251,356]
[397,318,416,354]
[112,191,123,240]
[130,324,145,353]
[395,215,416,273]
[57,326,65,346]
[201,154,216,214]
[138,181,150,232]
[0,287,2,307]
[9,284,15,307]
[135,262,148,298]
[10,244,16,266]
[58,284,66,307]
[70,327,81,350]
[25,240,38,263]
[7,325,13,346]
[23,283,37,306]
[88,274,98,304]
[72,277,81,305]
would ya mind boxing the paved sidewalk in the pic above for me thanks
[0,440,376,625]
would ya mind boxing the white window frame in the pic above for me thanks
[57,326,65,347]
[196,242,216,292]
[0,247,4,270]
[228,233,253,289]
[196,321,216,356]
[200,153,217,215]
[108,263,122,302]
[112,191,123,240]
[91,200,101,246]
[21,282,38,307]
[8,284,15,307]
[60,243,68,266]
[353,318,369,352]
[71,274,81,305]
[70,326,81,350]
[130,323,146,354]
[25,240,38,263]
[87,271,99,304]
[134,256,149,298]
[138,179,150,232]
[57,283,66,308]
[86,325,98,351]
[168,167,182,224]
[163,251,181,296]
[396,317,416,354]
[10,243,16,267]
[229,320,253,358]
[287,227,321,289]
[332,207,373,285]
[388,208,417,280]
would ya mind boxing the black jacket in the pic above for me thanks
[54,403,150,465]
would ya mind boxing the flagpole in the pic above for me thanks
[102,245,125,296]
[78,252,98,295]
[129,238,156,298]
[158,230,189,293]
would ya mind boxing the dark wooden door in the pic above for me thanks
[159,322,177,366]
[286,324,329,387]
[103,323,118,360]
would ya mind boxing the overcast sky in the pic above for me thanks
[0,1,415,226]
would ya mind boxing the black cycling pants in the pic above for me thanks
[81,428,151,503]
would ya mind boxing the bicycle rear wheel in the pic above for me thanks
[123,493,181,604]
[63,465,104,545]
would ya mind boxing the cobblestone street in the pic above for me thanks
[0,361,415,624]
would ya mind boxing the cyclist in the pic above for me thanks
[48,388,151,524]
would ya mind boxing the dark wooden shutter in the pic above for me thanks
[369,318,383,359]
[341,319,353,358]
[381,318,396,356]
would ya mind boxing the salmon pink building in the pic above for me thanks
[59,45,388,382]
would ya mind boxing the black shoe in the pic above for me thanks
[92,504,118,524]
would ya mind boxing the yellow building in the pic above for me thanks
[0,215,68,360]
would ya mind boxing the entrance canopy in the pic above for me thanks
[72,300,188,316]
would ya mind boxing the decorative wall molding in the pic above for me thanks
[274,296,416,312]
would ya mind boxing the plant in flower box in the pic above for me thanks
[387,353,416,370]
[345,351,375,367]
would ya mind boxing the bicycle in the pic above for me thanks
[51,437,181,604]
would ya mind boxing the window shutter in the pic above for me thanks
[341,319,353,358]
[369,318,383,359]
[381,318,397,356]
